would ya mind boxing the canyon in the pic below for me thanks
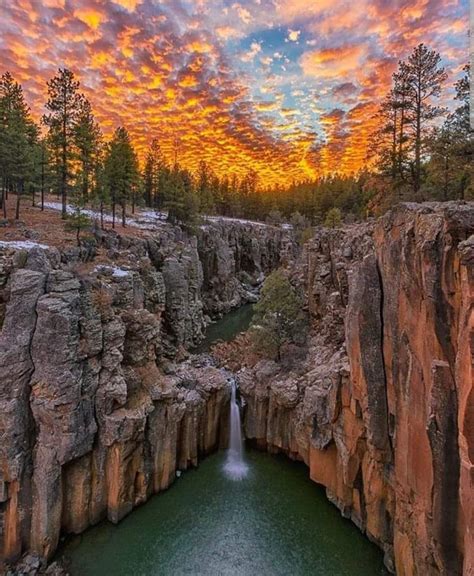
[0,203,472,575]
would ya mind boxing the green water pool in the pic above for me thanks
[193,303,254,353]
[59,450,388,576]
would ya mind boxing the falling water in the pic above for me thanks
[223,378,249,480]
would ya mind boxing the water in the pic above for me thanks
[223,378,248,480]
[59,451,388,576]
[193,303,254,353]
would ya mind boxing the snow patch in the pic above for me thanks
[95,265,132,278]
[43,202,167,230]
[206,215,268,227]
[0,240,49,250]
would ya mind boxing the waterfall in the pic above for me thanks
[223,378,249,480]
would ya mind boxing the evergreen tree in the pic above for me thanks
[165,165,199,229]
[0,72,38,219]
[324,207,342,228]
[250,269,306,361]
[43,68,82,217]
[104,127,138,227]
[143,138,164,209]
[74,96,102,203]
[197,160,215,214]
[402,44,448,194]
[425,65,473,200]
[64,205,92,246]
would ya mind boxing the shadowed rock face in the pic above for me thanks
[0,220,289,567]
[237,203,473,576]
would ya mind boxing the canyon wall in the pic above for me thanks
[0,220,289,568]
[1,204,472,575]
[236,203,473,575]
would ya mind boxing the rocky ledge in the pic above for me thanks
[219,202,472,576]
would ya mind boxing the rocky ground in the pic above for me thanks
[1,201,473,576]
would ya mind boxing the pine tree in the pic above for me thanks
[324,207,342,228]
[43,68,82,217]
[74,96,102,203]
[90,145,109,229]
[104,127,138,228]
[402,44,448,194]
[250,269,306,361]
[64,205,92,246]
[143,138,164,209]
[197,160,215,214]
[426,65,473,200]
[0,72,38,219]
[164,166,199,229]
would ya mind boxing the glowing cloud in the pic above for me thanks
[0,0,469,185]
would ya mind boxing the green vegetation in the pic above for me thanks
[64,205,92,246]
[0,49,471,229]
[249,269,306,361]
[0,72,39,219]
[104,126,139,227]
[324,207,342,228]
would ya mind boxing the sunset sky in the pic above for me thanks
[0,0,470,186]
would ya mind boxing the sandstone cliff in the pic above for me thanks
[232,202,473,575]
[0,219,289,569]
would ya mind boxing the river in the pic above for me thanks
[193,303,255,353]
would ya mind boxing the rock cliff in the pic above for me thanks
[231,202,473,575]
[1,204,472,576]
[0,219,289,569]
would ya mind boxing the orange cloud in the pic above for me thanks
[300,45,367,80]
[0,0,468,186]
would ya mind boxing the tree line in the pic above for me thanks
[0,44,471,237]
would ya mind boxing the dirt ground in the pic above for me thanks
[0,193,153,249]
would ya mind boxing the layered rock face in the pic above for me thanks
[236,203,473,575]
[0,219,288,567]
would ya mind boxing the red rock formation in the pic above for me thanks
[238,203,473,575]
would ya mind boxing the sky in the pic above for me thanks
[0,0,470,187]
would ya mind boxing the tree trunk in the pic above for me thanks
[392,108,398,182]
[414,80,422,195]
[1,177,6,219]
[444,155,449,201]
[112,198,116,229]
[15,181,22,220]
[398,101,405,185]
[61,113,67,218]
[41,145,45,211]
[122,201,126,227]
[76,227,81,247]
[100,200,104,230]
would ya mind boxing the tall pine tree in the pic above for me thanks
[104,127,138,228]
[43,68,82,217]
[0,72,38,219]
